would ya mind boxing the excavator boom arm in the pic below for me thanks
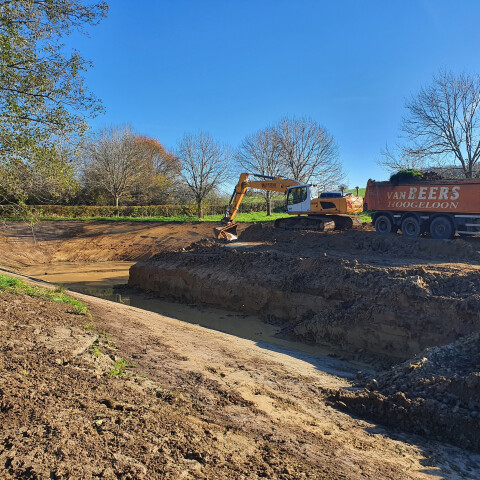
[223,173,300,224]
[213,173,300,240]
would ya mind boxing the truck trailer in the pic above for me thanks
[364,179,480,239]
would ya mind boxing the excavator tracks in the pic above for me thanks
[274,215,361,232]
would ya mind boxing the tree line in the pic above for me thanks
[1,1,480,221]
[0,116,343,219]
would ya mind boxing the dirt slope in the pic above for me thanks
[0,221,230,268]
[329,331,480,452]
[2,284,478,479]
[130,227,480,361]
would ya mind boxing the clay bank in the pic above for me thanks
[129,224,480,362]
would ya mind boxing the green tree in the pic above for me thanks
[0,0,108,211]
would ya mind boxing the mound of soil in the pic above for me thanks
[130,237,480,361]
[239,224,480,263]
[328,332,480,452]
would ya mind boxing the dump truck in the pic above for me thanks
[365,179,480,239]
[214,172,363,240]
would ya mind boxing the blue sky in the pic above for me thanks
[70,0,480,189]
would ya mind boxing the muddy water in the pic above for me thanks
[19,261,366,377]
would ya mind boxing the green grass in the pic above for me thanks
[346,187,366,197]
[109,358,135,377]
[358,212,372,223]
[0,212,290,223]
[2,208,371,224]
[0,274,89,315]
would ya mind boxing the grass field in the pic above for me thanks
[3,211,372,224]
[347,188,366,197]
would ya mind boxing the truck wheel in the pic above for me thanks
[374,215,394,235]
[430,216,454,239]
[401,216,421,237]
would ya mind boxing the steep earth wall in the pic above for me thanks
[129,235,480,361]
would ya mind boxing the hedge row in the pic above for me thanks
[0,200,286,218]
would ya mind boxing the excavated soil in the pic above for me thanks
[2,220,480,473]
[328,331,480,452]
[130,224,480,362]
[238,223,480,263]
[4,287,474,479]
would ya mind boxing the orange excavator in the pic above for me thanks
[214,172,364,240]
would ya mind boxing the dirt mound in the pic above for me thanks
[130,241,480,361]
[239,223,278,242]
[239,224,480,263]
[329,332,480,452]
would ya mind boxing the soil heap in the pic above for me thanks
[328,332,480,452]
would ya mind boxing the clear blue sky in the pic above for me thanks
[70,0,480,189]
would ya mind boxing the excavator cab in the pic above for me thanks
[286,185,313,213]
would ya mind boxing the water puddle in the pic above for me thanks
[19,261,368,377]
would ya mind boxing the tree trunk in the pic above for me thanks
[197,200,203,219]
[115,196,119,217]
[266,191,272,216]
[468,164,473,178]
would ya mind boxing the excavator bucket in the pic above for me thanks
[213,222,238,241]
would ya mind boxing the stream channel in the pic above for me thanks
[19,261,367,377]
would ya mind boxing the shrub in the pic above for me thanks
[389,169,424,185]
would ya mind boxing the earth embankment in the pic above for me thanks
[329,330,480,452]
[129,225,480,361]
[0,220,222,268]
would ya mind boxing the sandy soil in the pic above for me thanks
[1,281,479,479]
[1,220,480,477]
[0,220,226,268]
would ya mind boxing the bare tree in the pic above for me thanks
[377,143,429,173]
[402,70,480,178]
[274,115,344,190]
[178,133,230,218]
[83,126,149,208]
[236,126,285,215]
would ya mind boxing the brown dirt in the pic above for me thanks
[238,223,480,264]
[130,225,480,362]
[1,286,477,479]
[0,220,231,268]
[329,331,480,452]
[2,220,480,476]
